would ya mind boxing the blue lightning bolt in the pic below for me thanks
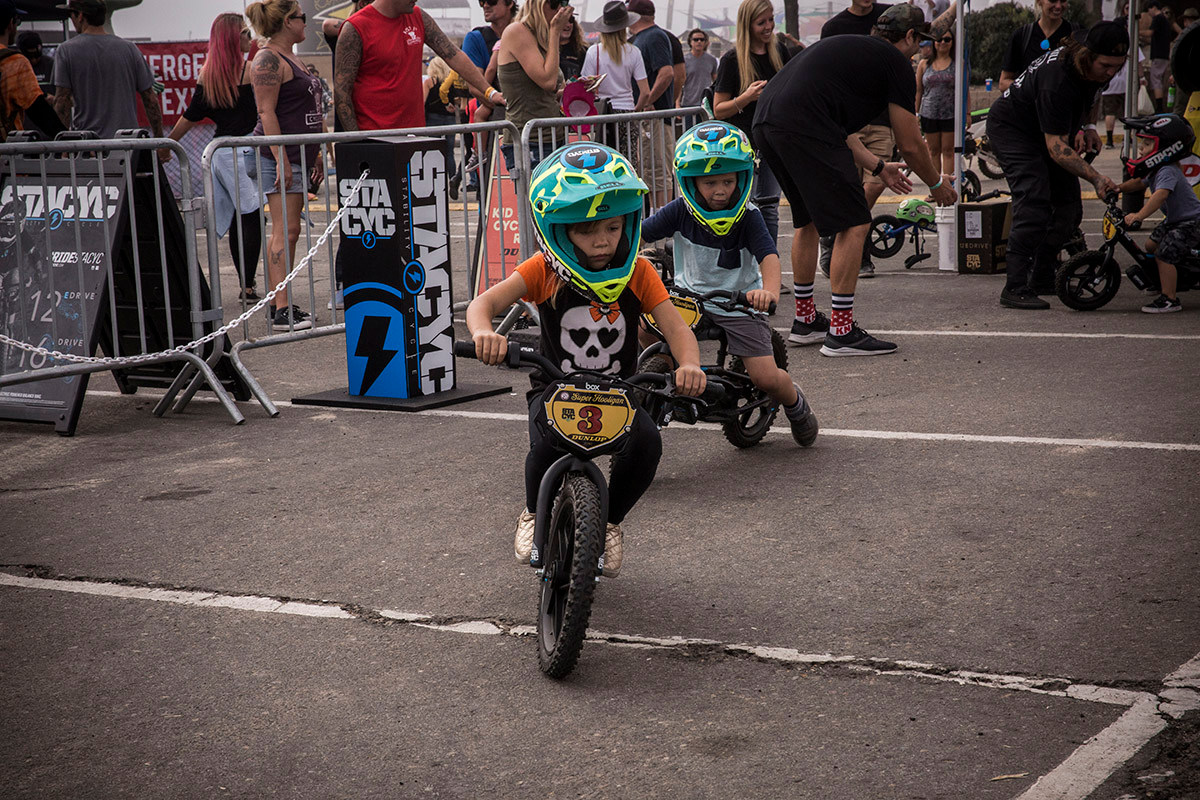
[580,152,597,167]
[354,316,399,395]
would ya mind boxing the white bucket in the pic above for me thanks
[936,206,957,271]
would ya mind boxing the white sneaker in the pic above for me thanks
[598,522,623,578]
[327,288,343,310]
[514,508,535,563]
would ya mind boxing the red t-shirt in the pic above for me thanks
[348,4,426,130]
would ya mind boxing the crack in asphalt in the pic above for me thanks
[0,563,1183,711]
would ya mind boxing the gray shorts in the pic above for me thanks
[1149,59,1170,91]
[709,313,774,358]
[1150,217,1200,264]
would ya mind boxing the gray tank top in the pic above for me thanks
[497,27,563,144]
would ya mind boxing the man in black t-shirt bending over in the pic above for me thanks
[986,21,1125,310]
[754,5,955,357]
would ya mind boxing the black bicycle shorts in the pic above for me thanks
[920,115,955,134]
[753,123,871,237]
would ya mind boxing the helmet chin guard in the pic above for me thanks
[1123,114,1197,181]
[673,121,756,237]
[528,143,649,305]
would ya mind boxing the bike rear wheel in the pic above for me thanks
[868,215,906,259]
[722,330,788,448]
[537,474,604,679]
[1056,250,1121,311]
[961,170,981,202]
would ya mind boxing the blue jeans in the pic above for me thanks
[500,140,551,179]
[424,111,459,178]
[752,156,781,244]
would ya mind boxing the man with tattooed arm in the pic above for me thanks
[333,0,503,133]
[986,20,1126,310]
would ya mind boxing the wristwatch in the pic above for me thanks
[870,158,885,177]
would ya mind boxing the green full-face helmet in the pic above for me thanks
[528,142,649,306]
[673,121,755,236]
[897,198,936,228]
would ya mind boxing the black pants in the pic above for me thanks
[228,210,262,288]
[524,396,661,525]
[987,120,1083,293]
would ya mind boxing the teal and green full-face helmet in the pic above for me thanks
[528,142,649,306]
[673,121,755,236]
[897,198,936,228]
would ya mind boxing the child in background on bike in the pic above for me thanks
[640,121,818,446]
[466,143,706,578]
[1116,114,1200,314]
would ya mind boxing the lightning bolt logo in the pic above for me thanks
[354,315,398,395]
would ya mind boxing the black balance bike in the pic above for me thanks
[1056,193,1200,311]
[636,287,786,448]
[453,339,715,678]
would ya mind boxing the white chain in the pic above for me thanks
[0,169,371,368]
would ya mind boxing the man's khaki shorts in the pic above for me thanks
[854,124,895,185]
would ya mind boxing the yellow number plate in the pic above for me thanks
[643,294,703,333]
[544,385,635,451]
[1102,217,1116,241]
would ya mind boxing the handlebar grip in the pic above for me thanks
[453,340,477,359]
[732,291,776,315]
[1105,190,1119,205]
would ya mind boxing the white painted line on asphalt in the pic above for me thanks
[80,391,1200,452]
[1014,653,1200,800]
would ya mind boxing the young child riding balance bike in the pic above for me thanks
[1115,114,1200,314]
[640,121,819,446]
[466,143,706,578]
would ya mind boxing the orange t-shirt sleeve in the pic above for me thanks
[514,253,558,305]
[627,257,670,310]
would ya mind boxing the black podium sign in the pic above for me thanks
[0,153,128,434]
[335,136,455,399]
[0,149,250,435]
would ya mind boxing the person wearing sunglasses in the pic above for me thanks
[681,28,717,109]
[50,0,163,141]
[998,0,1074,93]
[915,31,955,177]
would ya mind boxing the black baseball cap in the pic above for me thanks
[0,0,27,27]
[874,4,930,36]
[1071,20,1130,57]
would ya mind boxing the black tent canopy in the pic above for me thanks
[13,1,71,21]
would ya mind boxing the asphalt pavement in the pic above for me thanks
[2,151,1198,799]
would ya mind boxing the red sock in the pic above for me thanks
[794,282,815,324]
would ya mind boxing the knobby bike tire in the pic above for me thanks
[868,215,907,259]
[722,329,788,448]
[961,170,981,202]
[978,152,1005,180]
[537,473,604,679]
[1056,250,1121,311]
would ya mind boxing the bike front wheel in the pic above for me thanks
[1056,250,1121,311]
[722,330,787,448]
[537,473,604,679]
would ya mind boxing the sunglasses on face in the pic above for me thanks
[289,12,307,23]
[546,0,569,9]
[691,37,706,42]
[479,0,499,6]
[938,36,953,43]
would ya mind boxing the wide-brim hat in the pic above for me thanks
[594,0,639,33]
[55,0,107,14]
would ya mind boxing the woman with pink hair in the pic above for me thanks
[166,12,264,301]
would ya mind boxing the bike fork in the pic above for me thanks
[531,456,610,569]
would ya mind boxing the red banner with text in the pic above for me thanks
[136,41,209,129]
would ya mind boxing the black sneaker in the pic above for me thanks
[819,323,897,357]
[999,288,1050,310]
[1141,293,1182,314]
[859,260,876,279]
[788,311,830,346]
[272,305,313,331]
[786,384,818,447]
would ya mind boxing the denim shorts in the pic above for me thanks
[244,151,305,195]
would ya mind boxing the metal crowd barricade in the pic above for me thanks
[519,105,708,256]
[0,134,245,428]
[196,120,521,417]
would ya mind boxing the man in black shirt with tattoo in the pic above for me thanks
[987,21,1125,310]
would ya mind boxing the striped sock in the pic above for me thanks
[830,292,854,337]
[794,282,815,324]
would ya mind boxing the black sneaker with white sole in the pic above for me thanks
[1141,293,1182,313]
[272,305,313,331]
[819,323,897,357]
[785,385,819,447]
[788,311,830,345]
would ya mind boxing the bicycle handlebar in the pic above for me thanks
[672,286,777,316]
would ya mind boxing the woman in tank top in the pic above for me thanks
[497,0,571,172]
[916,30,956,177]
[165,13,264,301]
[247,0,324,332]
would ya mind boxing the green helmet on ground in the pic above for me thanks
[528,143,648,305]
[897,198,936,227]
[673,121,755,237]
